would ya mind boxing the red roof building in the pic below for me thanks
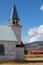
[30,50,43,55]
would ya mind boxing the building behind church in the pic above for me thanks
[0,4,24,61]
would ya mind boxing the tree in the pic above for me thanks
[24,48,28,55]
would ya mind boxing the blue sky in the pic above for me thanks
[0,0,43,43]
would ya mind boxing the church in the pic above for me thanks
[0,4,24,61]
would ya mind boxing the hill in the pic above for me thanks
[25,41,43,50]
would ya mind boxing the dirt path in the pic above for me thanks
[26,57,43,60]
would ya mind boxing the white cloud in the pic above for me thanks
[22,25,43,43]
[28,25,43,36]
[28,27,37,36]
[40,5,43,11]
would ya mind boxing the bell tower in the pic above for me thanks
[10,4,20,25]
[9,4,22,44]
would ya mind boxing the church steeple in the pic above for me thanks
[9,4,22,45]
[10,4,20,25]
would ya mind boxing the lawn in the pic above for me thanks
[25,55,43,60]
[25,55,43,58]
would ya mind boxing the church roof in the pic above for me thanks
[10,4,20,21]
[0,25,17,41]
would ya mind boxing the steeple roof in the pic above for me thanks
[10,4,20,21]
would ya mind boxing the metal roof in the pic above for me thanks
[0,25,17,41]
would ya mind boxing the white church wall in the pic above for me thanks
[0,41,17,60]
[12,27,21,44]
[16,48,24,60]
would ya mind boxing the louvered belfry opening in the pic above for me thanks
[0,44,4,55]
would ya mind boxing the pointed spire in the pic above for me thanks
[10,4,20,21]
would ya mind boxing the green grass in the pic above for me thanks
[25,55,43,58]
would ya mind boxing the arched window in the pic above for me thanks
[13,21,15,24]
[16,21,18,24]
[0,44,4,55]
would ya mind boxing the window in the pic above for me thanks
[0,44,4,55]
[13,21,15,24]
[13,21,18,24]
[16,21,18,24]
